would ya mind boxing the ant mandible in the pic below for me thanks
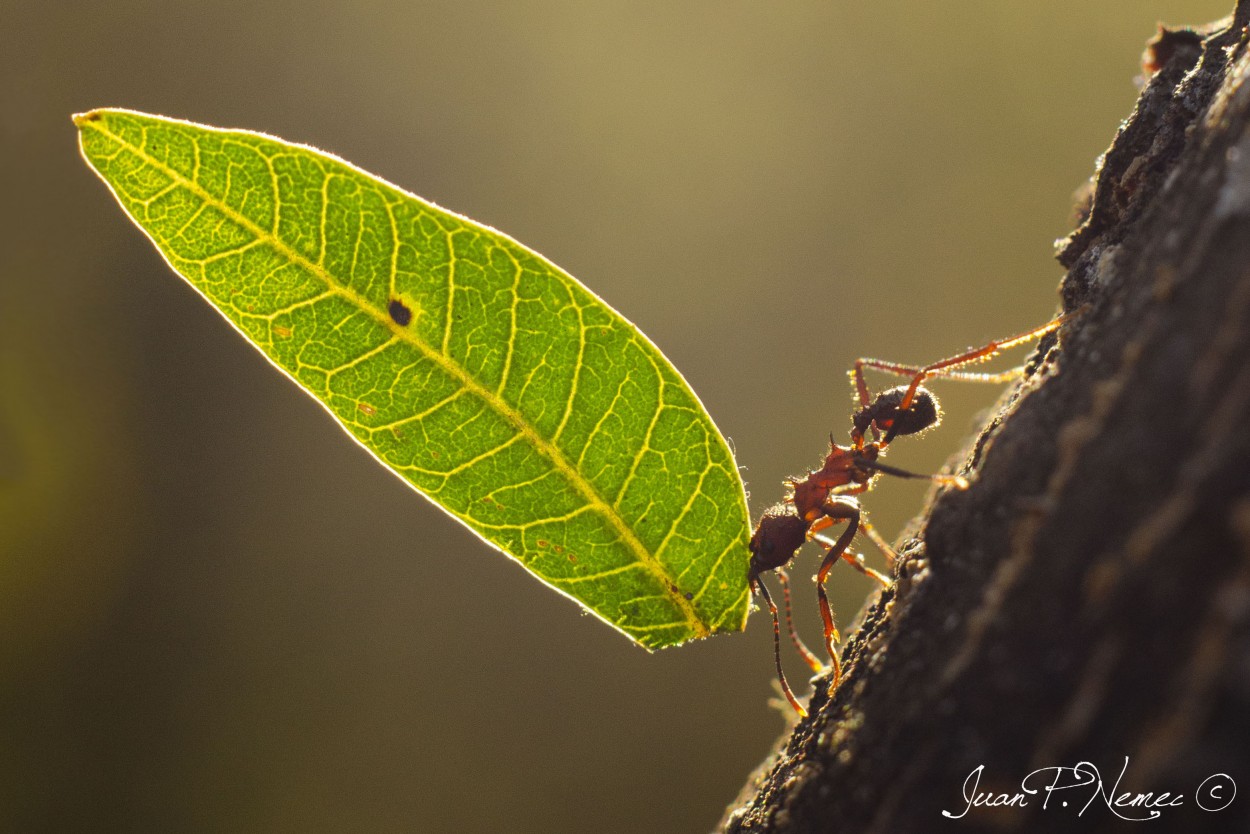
[748,311,1078,716]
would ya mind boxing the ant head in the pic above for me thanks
[853,385,942,442]
[748,505,809,571]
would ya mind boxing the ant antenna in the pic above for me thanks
[859,458,970,490]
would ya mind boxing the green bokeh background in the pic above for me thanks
[1,2,1229,831]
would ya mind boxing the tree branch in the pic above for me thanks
[723,6,1250,832]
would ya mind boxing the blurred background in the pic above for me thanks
[1,1,1232,831]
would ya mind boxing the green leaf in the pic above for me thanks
[75,108,750,648]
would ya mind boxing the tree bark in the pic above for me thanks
[722,7,1250,833]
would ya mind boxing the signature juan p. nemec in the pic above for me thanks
[942,757,1236,821]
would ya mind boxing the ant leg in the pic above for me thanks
[808,514,835,536]
[807,506,866,549]
[777,568,823,673]
[846,369,881,446]
[814,500,861,689]
[751,572,807,717]
[810,515,888,584]
[859,310,1079,415]
[860,518,900,568]
[814,500,897,585]
[855,361,1024,389]
[813,533,889,586]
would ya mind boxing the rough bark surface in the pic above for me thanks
[722,7,1250,833]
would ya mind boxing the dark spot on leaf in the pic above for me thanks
[567,553,577,564]
[554,545,564,554]
[430,450,439,459]
[684,592,693,601]
[536,539,548,549]
[388,299,412,326]
[357,402,376,416]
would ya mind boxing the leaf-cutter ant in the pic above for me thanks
[749,311,1078,716]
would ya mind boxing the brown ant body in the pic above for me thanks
[748,312,1077,716]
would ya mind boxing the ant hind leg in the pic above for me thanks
[777,568,823,673]
[751,572,807,717]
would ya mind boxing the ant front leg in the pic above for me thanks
[812,496,861,690]
[851,311,1080,443]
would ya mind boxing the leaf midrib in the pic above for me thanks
[83,113,707,637]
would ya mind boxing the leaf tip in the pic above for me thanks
[71,109,104,129]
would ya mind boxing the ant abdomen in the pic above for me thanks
[748,505,809,571]
[853,385,941,439]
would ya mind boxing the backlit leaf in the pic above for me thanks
[75,109,750,648]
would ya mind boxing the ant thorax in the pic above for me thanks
[786,440,879,523]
